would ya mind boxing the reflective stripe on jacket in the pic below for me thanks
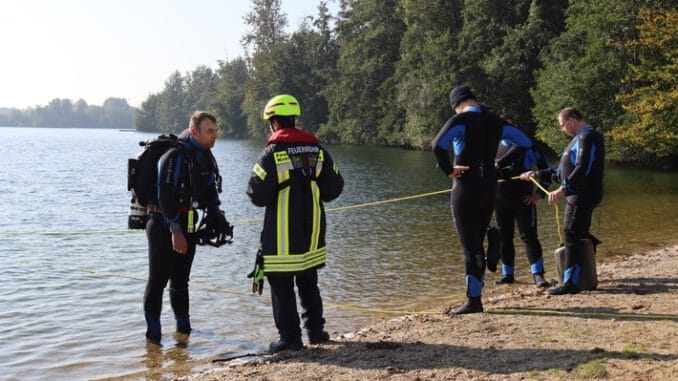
[247,128,343,274]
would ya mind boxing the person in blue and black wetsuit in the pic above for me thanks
[520,107,604,295]
[493,114,552,288]
[432,85,532,314]
[144,111,230,343]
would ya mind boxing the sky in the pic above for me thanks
[0,0,337,109]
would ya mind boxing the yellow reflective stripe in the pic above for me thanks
[277,169,290,184]
[263,247,327,273]
[264,257,326,273]
[275,151,292,184]
[276,186,290,255]
[274,151,291,164]
[316,149,324,177]
[333,162,340,174]
[310,180,321,251]
[252,163,267,180]
[264,247,326,263]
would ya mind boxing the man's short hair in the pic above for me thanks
[270,115,295,128]
[189,111,217,130]
[559,107,583,121]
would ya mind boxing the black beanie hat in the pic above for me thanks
[449,85,476,110]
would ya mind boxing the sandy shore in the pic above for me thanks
[184,244,678,381]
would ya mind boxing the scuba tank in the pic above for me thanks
[128,196,147,229]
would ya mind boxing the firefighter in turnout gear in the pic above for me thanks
[247,94,344,353]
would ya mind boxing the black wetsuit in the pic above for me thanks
[535,126,604,285]
[144,131,221,339]
[494,141,551,277]
[432,106,531,297]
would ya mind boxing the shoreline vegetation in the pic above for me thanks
[183,243,678,381]
[3,3,675,169]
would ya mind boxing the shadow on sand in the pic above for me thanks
[273,340,676,375]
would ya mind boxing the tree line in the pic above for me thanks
[0,98,137,129]
[137,0,676,167]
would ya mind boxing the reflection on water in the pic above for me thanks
[1,128,677,380]
[141,336,192,380]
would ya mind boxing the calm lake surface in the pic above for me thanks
[1,127,676,380]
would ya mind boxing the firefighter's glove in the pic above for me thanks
[247,249,265,295]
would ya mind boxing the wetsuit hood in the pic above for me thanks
[267,127,319,146]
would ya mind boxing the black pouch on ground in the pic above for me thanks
[554,238,598,291]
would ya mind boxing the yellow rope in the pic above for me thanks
[528,176,564,245]
[488,308,678,321]
[0,189,453,236]
[29,261,678,321]
[325,189,451,213]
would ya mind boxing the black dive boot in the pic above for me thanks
[452,297,484,314]
[268,338,303,353]
[145,311,161,344]
[308,330,330,344]
[533,273,549,288]
[175,316,192,334]
[548,282,580,295]
[495,275,515,284]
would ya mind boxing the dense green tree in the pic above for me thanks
[393,0,464,148]
[456,0,532,99]
[73,98,93,127]
[241,0,289,137]
[184,66,216,113]
[124,0,677,169]
[102,97,135,128]
[241,0,287,54]
[211,57,249,137]
[268,2,338,134]
[322,0,405,144]
[135,93,161,132]
[3,98,135,129]
[531,0,657,157]
[483,0,567,135]
[156,71,187,133]
[611,7,677,161]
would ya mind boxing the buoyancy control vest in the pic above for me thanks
[127,131,221,230]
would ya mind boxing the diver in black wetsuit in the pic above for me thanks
[520,107,604,295]
[432,86,532,314]
[144,111,229,343]
[493,115,551,288]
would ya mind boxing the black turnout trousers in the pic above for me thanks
[267,269,325,342]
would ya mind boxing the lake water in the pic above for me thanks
[1,127,676,380]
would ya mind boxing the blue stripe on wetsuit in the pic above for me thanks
[530,257,544,275]
[563,264,581,285]
[466,274,484,297]
[565,127,597,191]
[587,145,596,175]
[436,124,466,155]
[502,264,515,276]
[501,125,531,148]
[437,108,532,155]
